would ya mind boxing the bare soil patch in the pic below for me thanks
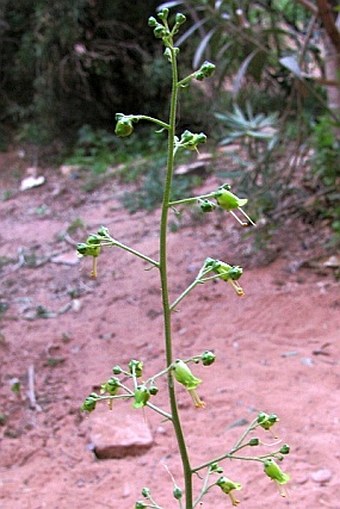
[1,152,339,509]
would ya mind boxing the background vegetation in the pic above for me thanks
[0,0,339,240]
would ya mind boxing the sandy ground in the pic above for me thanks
[0,153,339,509]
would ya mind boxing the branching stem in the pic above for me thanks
[133,114,170,131]
[159,43,193,509]
[102,237,159,267]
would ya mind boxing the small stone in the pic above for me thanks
[72,299,82,312]
[311,468,332,483]
[300,357,314,367]
[20,175,45,191]
[89,407,153,459]
[156,426,167,435]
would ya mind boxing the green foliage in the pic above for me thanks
[163,0,314,95]
[64,125,118,174]
[312,115,340,188]
[0,0,169,140]
[312,115,340,239]
[64,124,168,177]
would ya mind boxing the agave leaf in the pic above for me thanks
[193,28,216,68]
[176,17,209,47]
[157,0,184,9]
[246,130,275,139]
[232,50,259,98]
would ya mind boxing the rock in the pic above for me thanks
[174,160,208,176]
[89,407,153,459]
[20,175,45,191]
[311,468,332,484]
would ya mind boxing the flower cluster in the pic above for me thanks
[204,257,245,296]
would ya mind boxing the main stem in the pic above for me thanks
[159,46,193,509]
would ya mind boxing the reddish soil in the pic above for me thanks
[0,151,339,509]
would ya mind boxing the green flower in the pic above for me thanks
[101,377,120,396]
[205,258,245,296]
[76,235,101,278]
[133,385,150,409]
[129,359,143,378]
[264,459,290,497]
[216,476,242,506]
[115,113,134,137]
[257,412,279,437]
[214,184,255,226]
[81,392,99,413]
[179,130,207,151]
[172,359,205,408]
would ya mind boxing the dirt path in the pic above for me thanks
[1,156,339,509]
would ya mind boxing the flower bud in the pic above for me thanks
[279,444,290,455]
[76,242,89,256]
[249,437,260,446]
[101,377,120,395]
[81,392,99,412]
[199,199,216,213]
[129,359,143,378]
[157,8,169,21]
[141,487,150,498]
[115,113,134,137]
[201,350,216,366]
[173,486,183,500]
[112,365,122,375]
[149,384,159,396]
[97,226,109,237]
[175,13,186,25]
[86,234,100,245]
[153,26,167,39]
[209,462,223,474]
[195,61,216,81]
[148,17,158,27]
[133,385,150,409]
[77,240,101,258]
[135,502,147,509]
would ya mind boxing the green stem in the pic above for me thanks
[169,192,216,207]
[232,418,258,450]
[111,383,172,420]
[193,471,213,508]
[103,238,159,267]
[170,265,211,311]
[159,45,193,509]
[192,453,263,474]
[133,114,170,131]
